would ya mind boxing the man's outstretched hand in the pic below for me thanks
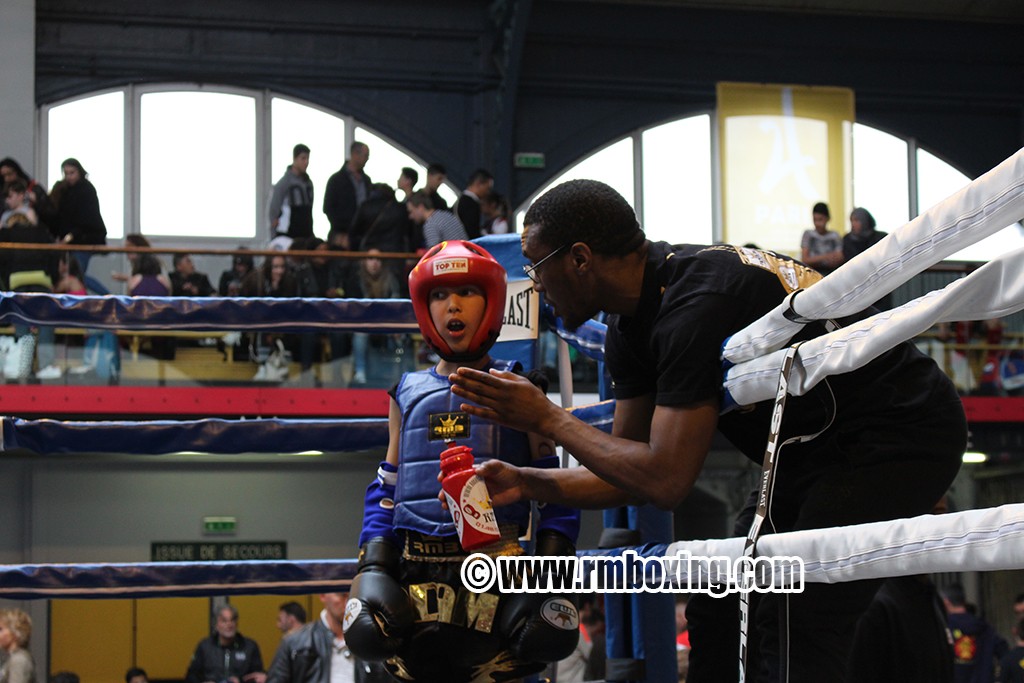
[448,367,554,435]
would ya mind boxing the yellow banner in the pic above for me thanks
[717,82,854,256]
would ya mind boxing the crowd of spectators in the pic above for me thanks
[0,145,510,385]
[1,148,1020,394]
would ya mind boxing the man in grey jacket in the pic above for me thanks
[266,593,386,683]
[268,144,315,239]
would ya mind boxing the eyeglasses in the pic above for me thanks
[522,243,569,284]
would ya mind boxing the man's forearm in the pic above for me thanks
[526,464,638,510]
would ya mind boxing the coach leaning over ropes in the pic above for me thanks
[448,179,966,683]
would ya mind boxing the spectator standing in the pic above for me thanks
[406,191,466,247]
[349,184,410,255]
[276,602,307,639]
[1000,617,1024,683]
[170,254,215,297]
[124,668,148,683]
[423,163,449,211]
[323,142,371,249]
[847,576,954,682]
[481,192,511,235]
[842,206,886,261]
[267,593,386,683]
[185,604,265,683]
[53,158,109,294]
[453,168,493,239]
[942,584,1006,683]
[0,608,36,683]
[843,206,890,308]
[268,144,315,240]
[799,201,842,275]
[396,167,417,201]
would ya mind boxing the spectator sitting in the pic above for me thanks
[481,192,511,235]
[290,237,331,379]
[349,248,404,386]
[219,249,255,296]
[241,254,299,381]
[0,157,57,229]
[0,212,62,381]
[2,180,39,228]
[170,253,215,297]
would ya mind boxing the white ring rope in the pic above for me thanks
[2,505,1022,599]
[723,146,1024,366]
[724,240,1024,406]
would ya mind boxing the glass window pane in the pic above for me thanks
[140,92,255,237]
[917,148,1024,262]
[354,126,427,194]
[47,91,125,239]
[355,126,460,220]
[271,98,346,240]
[516,138,635,230]
[851,123,908,236]
[642,115,712,244]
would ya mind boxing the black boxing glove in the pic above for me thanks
[343,538,415,661]
[496,529,580,663]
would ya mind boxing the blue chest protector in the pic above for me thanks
[393,360,533,537]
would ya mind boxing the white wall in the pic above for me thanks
[0,0,36,169]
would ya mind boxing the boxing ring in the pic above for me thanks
[3,147,1024,680]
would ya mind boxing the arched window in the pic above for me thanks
[518,115,1020,262]
[42,86,458,242]
[516,114,714,246]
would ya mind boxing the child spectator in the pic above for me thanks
[799,201,842,275]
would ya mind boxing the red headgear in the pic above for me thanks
[408,240,507,362]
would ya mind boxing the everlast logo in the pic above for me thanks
[432,258,469,276]
[503,288,532,327]
[429,412,470,441]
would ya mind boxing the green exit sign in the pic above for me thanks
[203,516,237,534]
[514,152,546,169]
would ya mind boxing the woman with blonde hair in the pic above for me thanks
[0,608,36,683]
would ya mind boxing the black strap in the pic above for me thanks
[737,343,800,683]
